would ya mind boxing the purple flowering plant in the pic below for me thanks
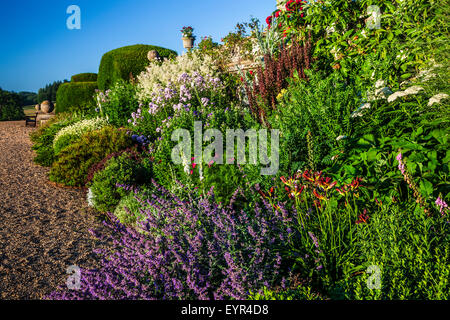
[48,181,291,300]
[130,72,226,141]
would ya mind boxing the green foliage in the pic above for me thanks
[113,186,152,226]
[53,117,109,155]
[31,116,77,166]
[89,153,152,213]
[97,44,177,91]
[269,70,361,175]
[330,89,449,206]
[17,91,37,106]
[0,87,24,121]
[55,82,98,113]
[249,285,323,300]
[341,201,449,300]
[71,73,98,82]
[49,127,133,187]
[37,80,68,103]
[152,102,259,203]
[95,79,140,126]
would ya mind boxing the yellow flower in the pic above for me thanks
[277,89,287,101]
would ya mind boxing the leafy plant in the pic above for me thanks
[53,117,108,155]
[89,152,152,212]
[48,182,290,300]
[49,126,133,187]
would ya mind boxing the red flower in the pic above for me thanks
[275,10,281,18]
[286,0,295,11]
[266,16,273,25]
[356,209,370,224]
[302,170,314,182]
[313,189,326,201]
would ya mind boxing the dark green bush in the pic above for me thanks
[0,88,25,121]
[55,82,98,113]
[31,117,77,166]
[97,44,177,90]
[71,73,98,82]
[49,126,133,187]
[90,153,152,213]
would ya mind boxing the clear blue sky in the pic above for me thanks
[0,0,275,93]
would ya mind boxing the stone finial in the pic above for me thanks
[147,50,160,62]
[40,100,54,114]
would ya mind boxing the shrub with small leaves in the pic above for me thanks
[49,126,133,187]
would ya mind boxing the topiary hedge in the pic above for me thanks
[71,73,98,82]
[55,82,98,113]
[97,44,177,90]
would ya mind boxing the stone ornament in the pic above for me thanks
[147,50,160,62]
[40,100,54,114]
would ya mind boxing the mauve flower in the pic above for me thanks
[436,197,449,216]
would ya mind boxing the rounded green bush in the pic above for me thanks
[71,73,98,82]
[55,82,98,113]
[113,186,151,226]
[89,153,152,213]
[97,44,178,90]
[49,126,133,187]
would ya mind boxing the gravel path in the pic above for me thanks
[0,121,108,299]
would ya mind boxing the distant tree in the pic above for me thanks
[18,91,38,106]
[37,80,69,103]
[0,87,25,121]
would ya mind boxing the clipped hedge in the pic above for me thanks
[71,73,98,82]
[55,82,98,113]
[98,44,177,90]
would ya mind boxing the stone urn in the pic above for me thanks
[40,100,54,114]
[147,50,160,62]
[182,37,195,50]
[35,104,40,112]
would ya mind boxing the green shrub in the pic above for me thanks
[113,186,152,226]
[53,117,108,155]
[55,82,98,113]
[89,153,152,213]
[341,200,449,300]
[95,79,140,127]
[31,114,78,167]
[71,73,98,82]
[269,70,361,174]
[49,126,133,187]
[249,285,323,300]
[97,44,177,90]
[0,88,24,121]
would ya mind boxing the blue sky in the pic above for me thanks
[0,0,275,93]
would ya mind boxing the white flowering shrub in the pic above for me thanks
[53,117,109,154]
[136,51,218,102]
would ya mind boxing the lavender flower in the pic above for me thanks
[47,181,291,300]
[436,197,449,216]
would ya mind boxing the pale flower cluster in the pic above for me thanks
[53,117,109,149]
[137,52,218,102]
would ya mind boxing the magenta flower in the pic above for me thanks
[435,197,448,216]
